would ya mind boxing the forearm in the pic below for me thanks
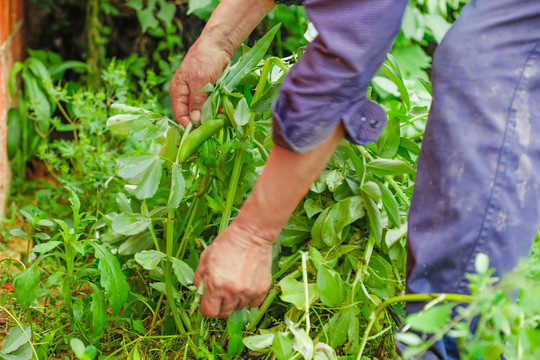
[199,0,276,58]
[234,123,345,242]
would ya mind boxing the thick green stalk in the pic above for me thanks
[246,286,281,333]
[218,147,246,234]
[0,305,39,360]
[356,293,474,360]
[164,213,187,335]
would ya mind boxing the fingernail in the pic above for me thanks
[191,110,201,124]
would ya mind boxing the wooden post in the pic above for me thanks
[0,0,26,220]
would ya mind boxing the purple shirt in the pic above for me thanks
[272,0,408,153]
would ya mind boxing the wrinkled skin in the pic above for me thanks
[193,222,273,317]
[169,40,231,127]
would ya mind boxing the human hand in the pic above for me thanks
[193,222,274,317]
[170,40,231,127]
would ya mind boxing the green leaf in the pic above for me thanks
[311,196,364,248]
[13,267,40,310]
[6,109,21,160]
[0,343,33,360]
[0,326,31,355]
[70,339,85,358]
[279,275,319,311]
[367,159,415,176]
[365,255,394,299]
[134,250,166,270]
[243,334,274,352]
[166,165,185,212]
[156,0,176,26]
[171,257,194,286]
[286,319,314,360]
[227,311,245,355]
[251,83,281,114]
[376,180,401,228]
[66,187,81,213]
[90,284,107,339]
[133,158,163,199]
[381,56,410,111]
[385,223,407,248]
[8,229,27,238]
[31,241,61,255]
[304,199,323,219]
[327,307,355,348]
[317,265,348,307]
[116,193,133,214]
[405,303,454,333]
[21,68,52,122]
[363,194,383,244]
[361,181,382,202]
[424,14,452,43]
[271,333,294,360]
[92,243,130,313]
[277,215,312,248]
[112,213,151,236]
[138,6,159,32]
[314,343,337,360]
[118,232,154,256]
[107,114,142,135]
[130,115,169,141]
[187,0,219,19]
[376,118,400,158]
[117,153,157,179]
[49,60,93,80]
[394,332,423,347]
[475,253,489,274]
[70,338,96,360]
[8,62,23,98]
[233,97,250,128]
[223,24,280,91]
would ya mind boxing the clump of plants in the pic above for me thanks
[2,1,538,359]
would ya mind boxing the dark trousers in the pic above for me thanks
[405,0,540,358]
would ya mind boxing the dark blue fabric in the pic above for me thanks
[272,0,408,153]
[405,0,540,358]
[272,0,540,358]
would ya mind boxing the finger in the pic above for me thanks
[249,294,267,308]
[170,78,191,127]
[188,87,208,123]
[236,297,251,311]
[199,291,222,318]
[193,251,208,286]
[219,298,240,318]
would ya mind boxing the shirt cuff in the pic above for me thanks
[272,0,408,153]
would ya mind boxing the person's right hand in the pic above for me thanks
[170,40,231,127]
[193,221,274,318]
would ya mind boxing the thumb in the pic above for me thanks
[189,86,209,124]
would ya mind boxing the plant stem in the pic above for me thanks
[149,293,165,331]
[164,213,186,335]
[246,286,281,333]
[356,293,474,360]
[218,146,245,234]
[0,305,39,360]
[301,252,310,334]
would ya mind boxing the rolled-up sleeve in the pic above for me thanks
[272,0,408,153]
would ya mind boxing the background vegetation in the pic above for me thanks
[1,1,539,359]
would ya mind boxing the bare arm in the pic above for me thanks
[170,0,276,127]
[194,124,345,317]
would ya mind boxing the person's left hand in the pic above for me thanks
[193,221,274,317]
[169,39,231,127]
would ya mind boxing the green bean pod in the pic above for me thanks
[178,119,224,163]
